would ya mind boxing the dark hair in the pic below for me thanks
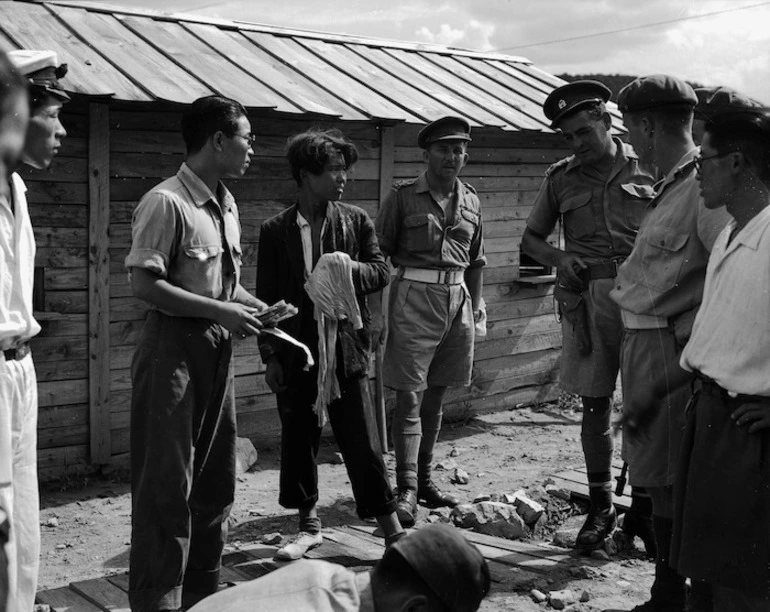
[286,128,358,186]
[181,95,248,155]
[705,109,770,184]
[0,52,27,113]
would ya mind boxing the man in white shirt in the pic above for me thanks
[2,49,68,612]
[674,109,770,611]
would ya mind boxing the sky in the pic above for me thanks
[78,0,770,103]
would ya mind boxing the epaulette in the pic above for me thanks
[544,156,571,178]
[462,181,477,194]
[391,178,416,190]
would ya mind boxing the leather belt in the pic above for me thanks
[3,342,30,361]
[620,310,668,329]
[400,267,464,285]
[694,372,770,406]
[585,258,624,280]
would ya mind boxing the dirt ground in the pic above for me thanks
[38,400,655,611]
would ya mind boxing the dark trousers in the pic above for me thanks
[129,311,236,612]
[277,368,396,519]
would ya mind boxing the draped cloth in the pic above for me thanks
[305,252,362,426]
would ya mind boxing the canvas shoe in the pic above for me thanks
[274,531,323,561]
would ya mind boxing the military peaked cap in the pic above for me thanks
[417,116,472,149]
[7,50,69,101]
[543,80,611,127]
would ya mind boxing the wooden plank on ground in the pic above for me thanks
[105,573,129,592]
[70,577,130,611]
[36,586,104,612]
[550,464,631,511]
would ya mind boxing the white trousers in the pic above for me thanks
[0,353,39,612]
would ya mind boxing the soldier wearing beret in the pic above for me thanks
[187,523,491,611]
[610,74,731,612]
[522,80,657,554]
[691,86,764,145]
[375,116,485,526]
[672,109,770,611]
[2,49,68,612]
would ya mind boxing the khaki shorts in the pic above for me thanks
[383,277,473,392]
[559,277,623,397]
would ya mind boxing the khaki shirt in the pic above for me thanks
[527,138,656,261]
[125,163,242,301]
[375,172,485,270]
[610,149,730,319]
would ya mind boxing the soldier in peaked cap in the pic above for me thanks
[522,80,657,556]
[2,49,68,612]
[691,85,765,144]
[375,116,485,527]
[610,75,731,612]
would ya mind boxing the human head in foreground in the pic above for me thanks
[187,524,491,611]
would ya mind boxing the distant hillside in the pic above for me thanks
[557,74,704,102]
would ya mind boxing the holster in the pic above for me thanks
[554,280,592,355]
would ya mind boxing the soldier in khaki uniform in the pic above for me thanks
[611,75,731,612]
[375,117,485,527]
[522,81,656,553]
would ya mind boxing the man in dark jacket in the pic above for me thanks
[257,129,404,561]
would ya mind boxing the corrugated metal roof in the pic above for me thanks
[0,0,625,132]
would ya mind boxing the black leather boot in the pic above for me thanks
[417,479,459,508]
[623,509,657,559]
[396,488,417,527]
[629,516,686,611]
[576,505,617,551]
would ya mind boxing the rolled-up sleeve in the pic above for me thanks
[125,192,179,276]
[526,178,559,238]
[468,211,486,269]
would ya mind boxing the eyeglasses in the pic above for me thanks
[230,133,257,147]
[694,151,729,173]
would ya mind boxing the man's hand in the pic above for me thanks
[371,312,387,346]
[732,402,770,433]
[265,357,287,394]
[215,302,264,338]
[556,252,588,290]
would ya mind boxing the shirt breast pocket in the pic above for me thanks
[559,193,595,240]
[403,213,440,253]
[450,207,479,247]
[620,183,655,230]
[183,243,223,272]
[639,227,689,292]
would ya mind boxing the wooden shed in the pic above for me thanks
[0,0,625,480]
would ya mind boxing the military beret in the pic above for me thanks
[389,524,490,611]
[7,50,69,101]
[694,86,764,120]
[705,108,770,140]
[417,116,472,149]
[617,74,697,113]
[543,80,611,128]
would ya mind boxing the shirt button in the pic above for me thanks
[660,240,665,246]
[616,285,621,290]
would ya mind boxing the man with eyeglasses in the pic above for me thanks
[610,75,730,612]
[125,95,267,612]
[672,108,770,612]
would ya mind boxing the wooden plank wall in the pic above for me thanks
[24,101,569,479]
[22,102,91,480]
